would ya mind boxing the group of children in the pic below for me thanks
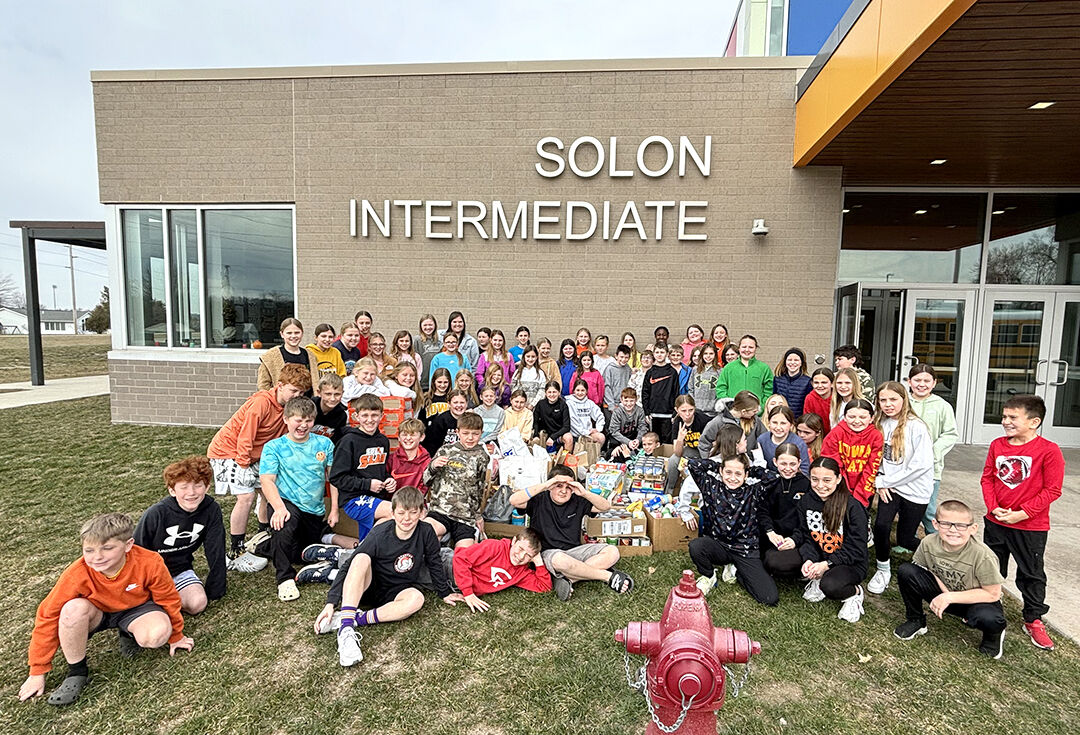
[18,313,1065,706]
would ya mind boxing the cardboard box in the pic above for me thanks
[588,538,653,556]
[483,521,521,539]
[646,512,697,553]
[585,514,647,538]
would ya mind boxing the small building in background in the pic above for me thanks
[0,307,91,335]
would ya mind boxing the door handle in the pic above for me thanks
[1051,359,1069,387]
[1033,358,1048,386]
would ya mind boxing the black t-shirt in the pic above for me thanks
[672,411,711,458]
[280,345,309,365]
[326,520,451,605]
[423,411,461,455]
[313,401,348,445]
[526,492,595,551]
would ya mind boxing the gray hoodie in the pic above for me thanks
[602,362,632,408]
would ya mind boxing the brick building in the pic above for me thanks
[93,3,1080,444]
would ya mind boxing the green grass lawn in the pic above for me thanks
[0,335,110,382]
[2,396,1078,735]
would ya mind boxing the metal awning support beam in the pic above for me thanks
[21,230,44,385]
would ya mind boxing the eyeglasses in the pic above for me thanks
[936,521,973,531]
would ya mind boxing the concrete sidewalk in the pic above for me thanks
[939,444,1079,644]
[0,375,109,409]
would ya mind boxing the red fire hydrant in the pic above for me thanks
[614,570,761,734]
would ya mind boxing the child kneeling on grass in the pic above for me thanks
[316,487,464,667]
[508,465,634,602]
[685,454,779,606]
[893,500,1007,658]
[452,528,552,612]
[248,397,350,602]
[795,457,869,624]
[134,455,226,615]
[19,513,193,707]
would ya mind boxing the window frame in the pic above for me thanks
[108,204,297,353]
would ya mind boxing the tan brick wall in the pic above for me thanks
[109,358,257,427]
[95,64,842,423]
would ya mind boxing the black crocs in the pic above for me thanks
[47,675,88,706]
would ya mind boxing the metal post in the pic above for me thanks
[69,245,78,334]
[22,231,44,385]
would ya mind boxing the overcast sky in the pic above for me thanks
[0,0,739,309]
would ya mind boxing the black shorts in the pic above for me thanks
[426,511,478,545]
[91,601,167,636]
[360,582,419,609]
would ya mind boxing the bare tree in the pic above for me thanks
[0,272,25,308]
[980,230,1059,285]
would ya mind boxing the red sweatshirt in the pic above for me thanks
[570,369,605,407]
[981,435,1064,532]
[451,538,552,597]
[821,421,883,507]
[387,444,432,495]
[28,545,184,675]
[802,391,832,435]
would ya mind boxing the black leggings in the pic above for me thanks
[819,564,864,600]
[874,494,928,562]
[763,547,803,578]
[688,537,778,606]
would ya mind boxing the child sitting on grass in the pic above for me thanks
[423,412,493,549]
[19,513,193,707]
[317,486,464,667]
[452,528,552,612]
[508,465,633,602]
[894,500,1007,658]
[134,456,226,615]
[248,397,342,602]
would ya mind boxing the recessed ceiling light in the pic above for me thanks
[842,208,850,213]
[992,210,1005,215]
[930,159,947,165]
[914,209,928,215]
[1029,101,1055,109]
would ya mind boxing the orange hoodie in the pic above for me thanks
[207,389,285,466]
[28,545,184,675]
[820,421,883,508]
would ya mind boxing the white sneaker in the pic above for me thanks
[721,564,737,584]
[230,551,268,573]
[337,627,364,667]
[838,585,865,623]
[803,579,825,603]
[317,610,346,635]
[868,568,891,595]
[696,573,717,596]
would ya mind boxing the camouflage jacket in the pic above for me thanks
[423,443,489,525]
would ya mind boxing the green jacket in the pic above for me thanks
[909,393,958,480]
[715,357,773,406]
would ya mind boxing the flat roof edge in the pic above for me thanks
[90,55,814,82]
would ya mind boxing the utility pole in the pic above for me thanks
[69,245,78,334]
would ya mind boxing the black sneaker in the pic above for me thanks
[893,620,928,641]
[296,561,335,584]
[301,544,341,564]
[979,630,1005,659]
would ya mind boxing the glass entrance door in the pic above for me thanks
[1045,296,1080,444]
[900,290,975,441]
[971,292,1080,445]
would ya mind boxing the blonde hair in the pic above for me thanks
[455,370,479,406]
[873,381,924,463]
[317,372,344,391]
[484,328,512,365]
[80,513,134,543]
[831,367,865,423]
[731,390,760,437]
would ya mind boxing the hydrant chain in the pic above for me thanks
[723,658,753,699]
[644,685,696,734]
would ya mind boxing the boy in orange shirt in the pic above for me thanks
[18,513,193,707]
[207,363,311,567]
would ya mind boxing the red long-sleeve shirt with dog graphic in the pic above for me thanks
[451,538,552,597]
[821,421,883,508]
[981,435,1064,532]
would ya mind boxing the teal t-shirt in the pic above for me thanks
[260,433,334,515]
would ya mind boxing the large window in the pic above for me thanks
[986,194,1080,285]
[120,207,294,348]
[839,193,984,284]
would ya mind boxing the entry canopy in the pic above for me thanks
[794,0,1080,186]
[8,220,107,386]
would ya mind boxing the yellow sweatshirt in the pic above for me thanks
[306,343,347,377]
